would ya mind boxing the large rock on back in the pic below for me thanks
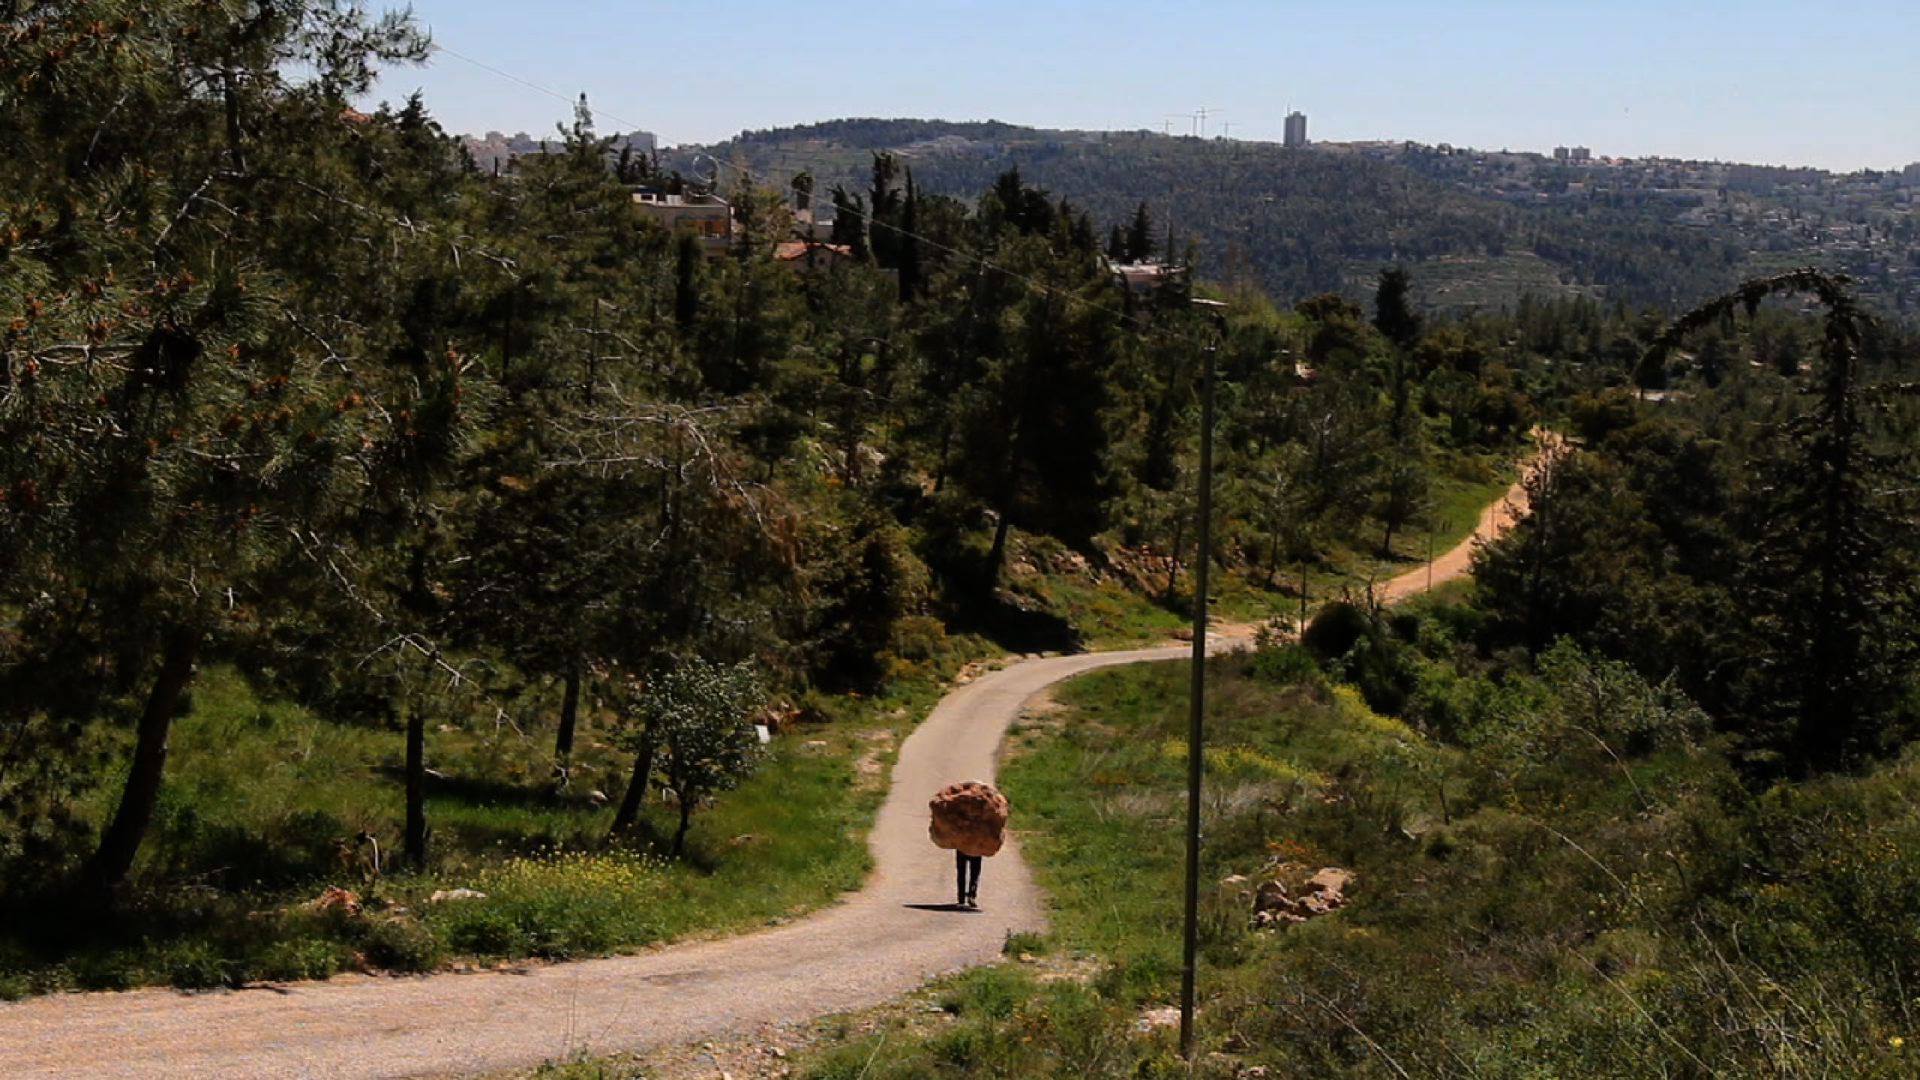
[929,781,1010,857]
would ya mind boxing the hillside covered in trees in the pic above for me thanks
[668,118,1920,316]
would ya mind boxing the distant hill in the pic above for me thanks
[660,119,1920,315]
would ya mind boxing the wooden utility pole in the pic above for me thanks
[1181,299,1228,1059]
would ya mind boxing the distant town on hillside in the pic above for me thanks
[467,116,1920,315]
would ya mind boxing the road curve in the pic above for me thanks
[0,471,1533,1079]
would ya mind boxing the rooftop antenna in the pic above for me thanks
[687,153,722,197]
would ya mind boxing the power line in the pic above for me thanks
[431,43,638,133]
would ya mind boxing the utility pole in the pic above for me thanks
[1181,298,1228,1060]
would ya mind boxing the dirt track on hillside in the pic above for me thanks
[0,454,1540,1079]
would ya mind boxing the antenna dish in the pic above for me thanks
[688,153,723,194]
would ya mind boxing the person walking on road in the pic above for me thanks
[928,780,1010,910]
[954,851,983,909]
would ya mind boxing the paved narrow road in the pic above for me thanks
[0,470,1535,1079]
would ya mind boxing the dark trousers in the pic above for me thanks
[955,851,982,901]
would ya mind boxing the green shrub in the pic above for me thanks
[67,951,141,992]
[1386,609,1423,643]
[440,905,530,957]
[530,1061,648,1079]
[1245,642,1320,686]
[23,963,76,996]
[1001,930,1048,957]
[361,917,442,973]
[929,1025,984,1067]
[941,965,1029,1020]
[253,937,348,983]
[157,940,233,990]
[1301,601,1368,662]
[1339,624,1422,716]
[885,614,951,666]
[193,808,351,890]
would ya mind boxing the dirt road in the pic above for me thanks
[0,469,1534,1079]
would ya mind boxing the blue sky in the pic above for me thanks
[379,1,1919,171]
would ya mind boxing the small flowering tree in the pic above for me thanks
[619,659,766,856]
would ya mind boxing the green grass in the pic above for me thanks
[0,662,946,997]
[1001,659,1444,978]
[792,616,1920,1077]
[783,651,1439,1078]
[1008,560,1191,647]
[1007,450,1519,648]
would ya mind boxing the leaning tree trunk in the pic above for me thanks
[672,795,695,856]
[611,722,658,835]
[553,656,582,782]
[82,628,202,895]
[985,508,1014,584]
[983,401,1026,584]
[1164,516,1186,602]
[404,702,428,869]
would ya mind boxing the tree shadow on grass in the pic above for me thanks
[603,815,724,875]
[366,768,604,815]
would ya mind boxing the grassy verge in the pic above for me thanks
[792,606,1920,1078]
[0,661,960,998]
[793,651,1442,1077]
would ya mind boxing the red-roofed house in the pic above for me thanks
[774,240,857,272]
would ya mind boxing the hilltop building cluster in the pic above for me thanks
[629,183,853,269]
[464,129,656,173]
[1307,138,1920,312]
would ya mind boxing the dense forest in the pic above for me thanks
[7,12,1920,1076]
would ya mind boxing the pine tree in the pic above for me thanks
[897,168,923,303]
[1125,202,1155,262]
[829,186,869,260]
[1646,270,1920,771]
[0,0,452,895]
[1372,267,1430,554]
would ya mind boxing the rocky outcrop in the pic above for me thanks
[1253,864,1352,928]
